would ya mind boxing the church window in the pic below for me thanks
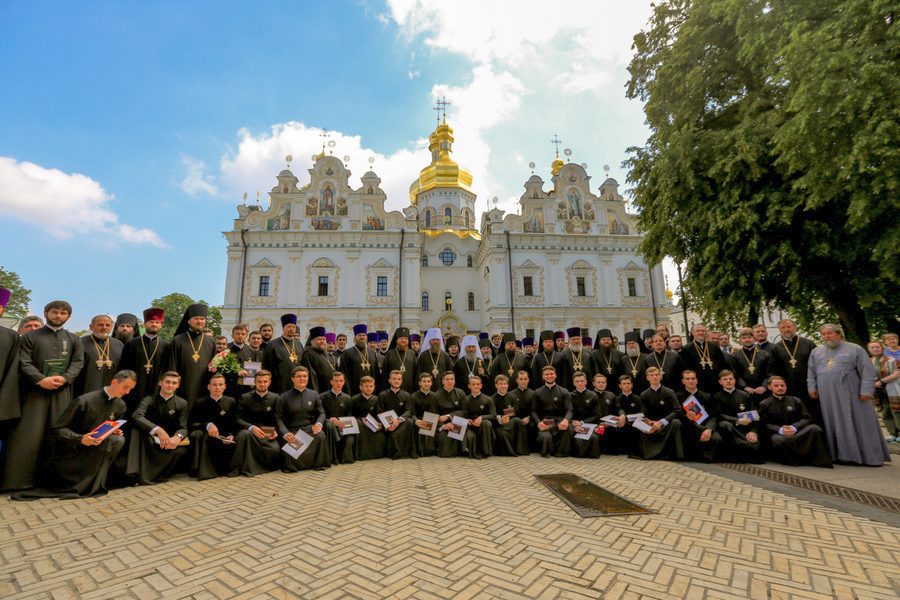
[424,209,432,228]
[258,276,270,297]
[377,276,388,297]
[467,255,473,267]
[467,292,475,311]
[444,207,452,225]
[421,291,430,311]
[440,247,457,266]
[463,210,471,228]
[576,276,586,297]
[318,276,329,297]
[422,255,429,267]
[523,276,534,297]
[627,277,637,297]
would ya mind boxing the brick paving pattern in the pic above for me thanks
[2,456,899,599]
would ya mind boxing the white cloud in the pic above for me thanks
[0,156,168,248]
[179,155,218,196]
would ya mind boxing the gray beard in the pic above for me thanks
[824,340,840,349]
[93,332,109,340]
[465,351,477,360]
[626,348,639,358]
[570,344,582,352]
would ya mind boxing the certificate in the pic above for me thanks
[88,419,126,441]
[338,416,359,436]
[681,395,709,424]
[447,415,469,441]
[363,414,381,432]
[574,423,596,440]
[242,361,262,386]
[418,411,439,437]
[631,417,654,433]
[600,415,620,427]
[377,410,400,428]
[282,429,314,459]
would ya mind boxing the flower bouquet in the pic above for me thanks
[208,350,241,374]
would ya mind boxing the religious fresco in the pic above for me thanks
[266,204,291,231]
[362,204,384,230]
[523,210,544,233]
[320,185,335,214]
[608,209,629,234]
[566,189,583,218]
[311,216,341,231]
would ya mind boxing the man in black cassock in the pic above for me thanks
[445,335,460,361]
[162,303,216,413]
[320,371,356,464]
[127,371,190,485]
[491,374,529,455]
[119,307,168,415]
[410,372,438,457]
[0,287,21,463]
[568,372,602,458]
[557,327,596,390]
[619,332,650,393]
[508,370,536,452]
[226,323,255,401]
[680,324,728,393]
[646,334,684,391]
[341,324,381,396]
[232,370,281,476]
[768,319,818,423]
[592,329,625,394]
[74,314,124,397]
[113,313,139,344]
[637,367,684,460]
[489,333,528,386]
[532,366,572,457]
[461,375,495,459]
[731,327,773,403]
[554,331,566,352]
[276,366,331,471]
[416,328,454,382]
[531,330,565,391]
[188,373,239,480]
[605,375,642,456]
[382,327,418,392]
[710,370,762,463]
[454,335,489,394]
[375,331,389,370]
[303,326,339,392]
[435,371,468,457]
[759,375,831,467]
[351,375,386,460]
[377,370,416,459]
[12,370,136,499]
[2,300,84,492]
[262,314,302,395]
[676,370,719,462]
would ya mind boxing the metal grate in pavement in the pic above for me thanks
[718,463,900,514]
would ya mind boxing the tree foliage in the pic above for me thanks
[150,292,223,340]
[626,0,898,342]
[0,266,32,318]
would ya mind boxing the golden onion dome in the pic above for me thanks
[551,156,565,176]
[409,119,474,204]
[665,288,674,300]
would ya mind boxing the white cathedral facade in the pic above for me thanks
[220,120,667,340]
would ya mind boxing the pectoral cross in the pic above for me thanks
[748,365,755,375]
[826,357,835,370]
[145,363,153,374]
[789,358,798,369]
[192,352,200,363]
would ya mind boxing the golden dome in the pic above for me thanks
[551,156,565,176]
[665,288,674,300]
[409,119,474,204]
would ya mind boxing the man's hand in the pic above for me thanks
[754,386,766,395]
[521,416,530,426]
[617,415,626,428]
[700,429,712,443]
[156,429,171,447]
[537,420,550,432]
[685,410,697,421]
[782,425,797,437]
[207,424,219,438]
[649,421,662,434]
[808,390,818,400]
[471,416,482,428]
[312,423,323,435]
[284,432,298,444]
[330,417,344,429]
[163,435,181,450]
[80,433,102,447]
[746,432,758,444]
[737,417,751,427]
[860,395,873,402]
[499,415,510,425]
[743,386,755,395]
[38,377,62,390]
[558,419,569,431]
[438,414,450,423]
[250,425,266,438]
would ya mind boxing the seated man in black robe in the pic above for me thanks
[676,370,720,462]
[568,371,602,458]
[435,371,468,457]
[759,375,832,468]
[377,370,416,459]
[532,366,572,457]
[351,375,385,461]
[603,375,642,456]
[710,370,762,463]
[127,371,190,485]
[14,370,136,499]
[320,371,356,464]
[507,370,536,452]
[462,375,495,459]
[189,372,239,480]
[232,370,281,476]
[637,367,684,460]
[411,372,438,457]
[276,366,331,471]
[491,374,528,456]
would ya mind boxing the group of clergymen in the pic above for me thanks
[0,287,890,500]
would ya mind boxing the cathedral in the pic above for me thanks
[220,118,666,339]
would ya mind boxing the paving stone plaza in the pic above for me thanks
[2,455,898,599]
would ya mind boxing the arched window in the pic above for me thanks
[466,255,473,267]
[421,255,428,267]
[439,247,457,266]
[444,291,453,311]
[424,209,432,228]
[444,207,452,225]
[463,210,471,228]
[421,291,430,311]
[467,292,475,311]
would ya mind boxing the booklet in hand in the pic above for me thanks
[377,410,400,428]
[258,425,277,439]
[681,395,709,424]
[631,417,654,433]
[737,410,759,422]
[626,412,644,422]
[600,415,620,427]
[216,434,236,444]
[242,361,261,386]
[43,358,67,377]
[282,429,314,459]
[447,415,469,441]
[418,411,439,437]
[88,419,126,441]
[574,423,596,440]
[363,414,381,432]
[338,416,359,436]
[153,435,191,447]
[503,406,516,417]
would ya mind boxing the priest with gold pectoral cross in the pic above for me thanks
[162,303,216,413]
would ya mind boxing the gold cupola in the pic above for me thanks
[551,155,565,176]
[408,119,474,204]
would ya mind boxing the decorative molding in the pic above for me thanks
[566,259,598,306]
[512,260,545,305]
[365,260,398,306]
[306,258,340,307]
[245,259,281,307]
[617,261,650,307]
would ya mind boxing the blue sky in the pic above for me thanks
[0,0,658,330]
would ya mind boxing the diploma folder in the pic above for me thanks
[574,423,597,440]
[88,419,126,441]
[737,410,760,422]
[43,358,66,377]
[681,396,709,425]
[377,410,400,428]
[418,411,439,437]
[447,415,469,441]
[338,416,360,436]
[631,417,654,433]
[282,429,314,459]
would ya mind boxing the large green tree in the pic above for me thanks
[626,0,898,342]
[0,266,32,318]
[150,292,223,340]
